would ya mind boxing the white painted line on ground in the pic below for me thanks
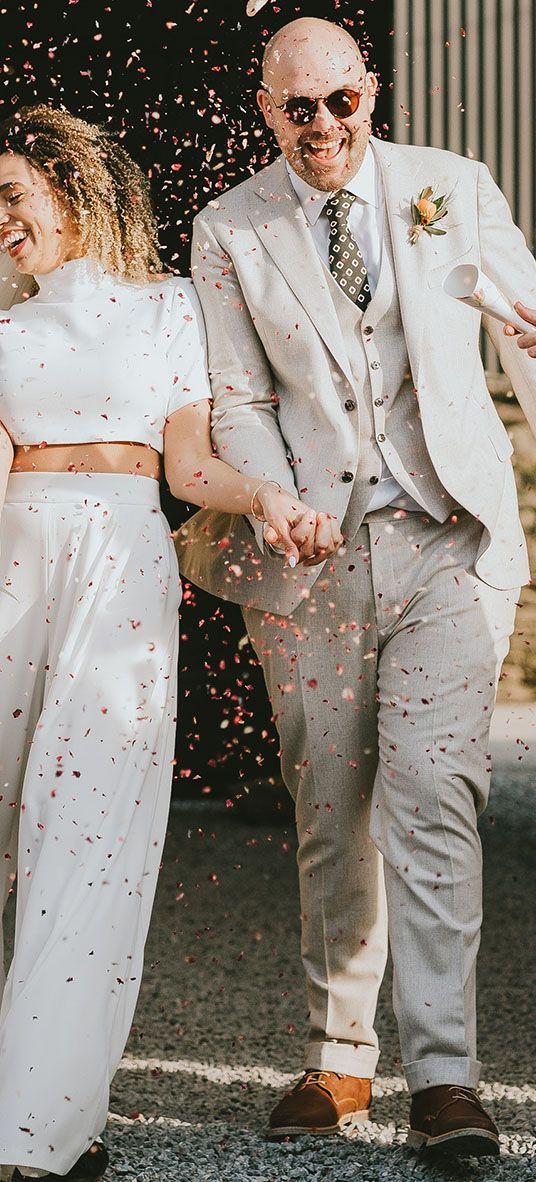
[117,1058,536,1105]
[109,1113,195,1129]
[119,1056,295,1088]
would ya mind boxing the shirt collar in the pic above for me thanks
[286,142,380,225]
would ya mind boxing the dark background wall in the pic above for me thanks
[1,0,394,797]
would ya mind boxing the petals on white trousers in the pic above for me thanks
[0,473,180,1176]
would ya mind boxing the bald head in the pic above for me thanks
[262,17,363,93]
[258,16,377,193]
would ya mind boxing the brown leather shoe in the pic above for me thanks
[268,1070,372,1136]
[407,1085,500,1157]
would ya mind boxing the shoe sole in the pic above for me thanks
[407,1127,500,1158]
[268,1109,370,1138]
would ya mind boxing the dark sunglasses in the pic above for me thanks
[267,86,364,126]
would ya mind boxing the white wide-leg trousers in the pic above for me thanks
[0,473,180,1177]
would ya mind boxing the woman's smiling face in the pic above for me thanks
[0,153,82,274]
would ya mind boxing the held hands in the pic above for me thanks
[504,303,536,357]
[254,483,344,567]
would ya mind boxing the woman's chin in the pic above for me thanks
[13,249,34,274]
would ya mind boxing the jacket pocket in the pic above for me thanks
[426,242,474,289]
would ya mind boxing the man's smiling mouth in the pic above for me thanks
[302,138,347,162]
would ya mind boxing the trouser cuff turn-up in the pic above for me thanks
[404,1055,482,1095]
[305,1041,379,1079]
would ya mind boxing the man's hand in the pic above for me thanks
[259,485,344,566]
[290,510,344,567]
[504,302,536,357]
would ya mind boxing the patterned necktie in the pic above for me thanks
[324,189,371,311]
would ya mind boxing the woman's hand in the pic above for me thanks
[257,484,344,567]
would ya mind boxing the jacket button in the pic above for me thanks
[369,475,379,485]
[363,325,374,335]
[344,398,356,412]
[374,397,384,407]
[377,433,386,443]
[341,470,354,483]
[371,360,381,370]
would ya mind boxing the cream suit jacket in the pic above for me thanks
[177,138,536,615]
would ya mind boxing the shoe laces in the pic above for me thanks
[426,1086,483,1121]
[302,1070,345,1085]
[447,1086,482,1107]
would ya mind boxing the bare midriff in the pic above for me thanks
[11,441,161,480]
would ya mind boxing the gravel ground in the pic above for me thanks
[102,736,536,1182]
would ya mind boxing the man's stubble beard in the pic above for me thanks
[286,121,372,192]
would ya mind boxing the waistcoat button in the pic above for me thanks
[344,399,356,412]
[363,325,374,335]
[369,475,379,485]
[377,433,386,443]
[374,397,384,407]
[371,360,381,370]
[341,470,354,483]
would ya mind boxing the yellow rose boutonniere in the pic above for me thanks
[409,185,452,245]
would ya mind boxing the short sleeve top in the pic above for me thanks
[0,257,212,452]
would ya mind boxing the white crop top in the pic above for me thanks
[0,256,212,452]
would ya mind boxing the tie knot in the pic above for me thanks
[325,189,356,224]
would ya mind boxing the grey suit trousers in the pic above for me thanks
[243,508,518,1092]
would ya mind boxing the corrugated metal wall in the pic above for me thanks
[393,0,536,370]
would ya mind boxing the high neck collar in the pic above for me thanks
[34,256,108,303]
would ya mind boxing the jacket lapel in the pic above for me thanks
[371,137,472,385]
[371,138,429,385]
[248,157,355,388]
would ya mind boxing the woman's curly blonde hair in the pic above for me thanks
[0,104,163,282]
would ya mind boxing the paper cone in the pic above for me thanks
[246,0,270,15]
[443,264,527,332]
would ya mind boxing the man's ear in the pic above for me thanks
[365,72,379,116]
[257,88,275,129]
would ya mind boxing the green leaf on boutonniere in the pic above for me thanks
[409,182,455,243]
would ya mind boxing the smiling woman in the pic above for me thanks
[0,103,338,1182]
[0,105,161,280]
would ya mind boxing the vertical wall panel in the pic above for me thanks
[519,0,536,236]
[393,1,536,372]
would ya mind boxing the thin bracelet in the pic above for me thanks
[250,479,281,521]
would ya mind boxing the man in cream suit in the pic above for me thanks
[179,17,536,1158]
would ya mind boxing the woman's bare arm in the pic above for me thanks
[163,400,343,566]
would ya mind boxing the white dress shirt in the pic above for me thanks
[286,144,384,295]
[287,147,421,514]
